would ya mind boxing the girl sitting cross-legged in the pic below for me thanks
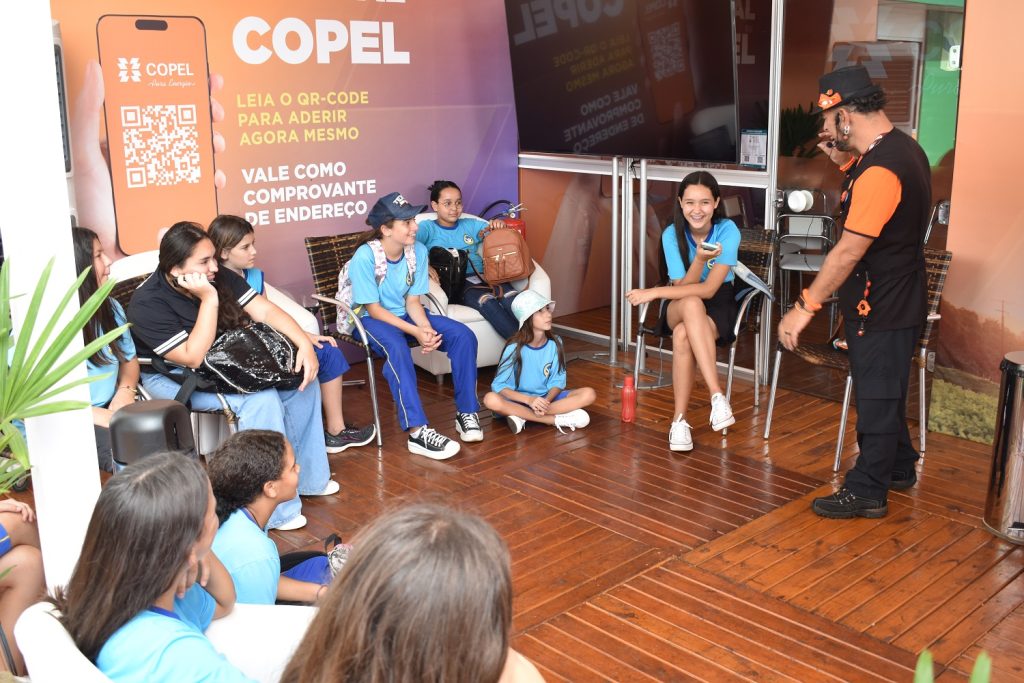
[483,290,595,434]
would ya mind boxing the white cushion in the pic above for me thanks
[15,602,111,682]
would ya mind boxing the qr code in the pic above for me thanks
[647,24,686,82]
[121,104,201,188]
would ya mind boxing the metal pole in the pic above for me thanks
[761,0,786,385]
[635,159,648,370]
[621,159,634,352]
[609,156,620,363]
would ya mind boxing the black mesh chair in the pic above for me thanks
[632,228,776,420]
[763,248,953,470]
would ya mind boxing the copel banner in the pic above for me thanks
[51,0,518,294]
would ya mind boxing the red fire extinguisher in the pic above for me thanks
[481,200,526,237]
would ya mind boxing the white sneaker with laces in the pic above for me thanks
[408,427,461,460]
[455,412,484,442]
[709,393,735,432]
[669,415,693,452]
[506,415,527,434]
[554,409,590,433]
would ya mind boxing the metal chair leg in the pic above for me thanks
[763,347,782,439]
[753,330,761,407]
[364,347,383,448]
[919,352,927,454]
[834,374,853,472]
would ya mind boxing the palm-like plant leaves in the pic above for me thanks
[0,258,128,492]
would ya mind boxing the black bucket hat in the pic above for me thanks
[814,65,882,113]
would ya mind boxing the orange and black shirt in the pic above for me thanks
[837,128,931,330]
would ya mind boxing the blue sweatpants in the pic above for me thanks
[314,342,349,384]
[361,312,479,431]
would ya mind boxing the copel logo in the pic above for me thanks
[117,57,195,81]
[117,57,141,83]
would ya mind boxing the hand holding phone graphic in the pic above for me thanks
[95,15,220,255]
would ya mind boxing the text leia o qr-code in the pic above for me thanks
[647,23,686,82]
[121,104,202,188]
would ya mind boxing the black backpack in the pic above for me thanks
[428,247,469,302]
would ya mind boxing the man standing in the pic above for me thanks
[777,65,931,519]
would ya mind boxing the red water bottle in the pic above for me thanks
[621,375,636,423]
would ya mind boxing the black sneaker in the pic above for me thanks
[325,424,376,453]
[811,487,888,519]
[454,412,484,442]
[407,426,461,460]
[890,469,918,491]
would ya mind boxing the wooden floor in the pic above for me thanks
[262,334,1021,682]
[18,329,1018,680]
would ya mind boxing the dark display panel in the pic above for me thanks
[506,0,738,162]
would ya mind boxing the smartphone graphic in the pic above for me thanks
[96,15,217,254]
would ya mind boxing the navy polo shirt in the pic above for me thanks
[127,268,256,362]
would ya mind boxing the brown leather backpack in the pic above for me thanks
[477,227,535,288]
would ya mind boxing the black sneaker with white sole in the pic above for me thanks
[454,412,484,442]
[325,424,376,453]
[407,426,461,460]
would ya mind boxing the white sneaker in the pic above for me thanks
[709,393,736,432]
[408,427,461,460]
[455,412,484,442]
[506,415,527,434]
[305,480,341,496]
[272,514,308,531]
[554,409,590,433]
[669,416,693,452]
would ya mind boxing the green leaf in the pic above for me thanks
[969,651,992,683]
[17,400,92,419]
[914,650,934,683]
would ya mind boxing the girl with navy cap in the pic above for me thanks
[348,192,484,460]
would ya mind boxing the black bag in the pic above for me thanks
[197,322,304,394]
[428,246,469,302]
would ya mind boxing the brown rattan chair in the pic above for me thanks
[762,248,953,471]
[303,232,384,447]
[632,228,776,424]
[110,273,239,453]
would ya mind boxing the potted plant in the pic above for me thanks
[0,257,127,492]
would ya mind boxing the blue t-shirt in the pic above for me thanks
[212,509,280,605]
[350,241,429,318]
[416,216,489,274]
[491,338,566,396]
[86,299,137,408]
[96,586,250,682]
[242,268,265,296]
[662,219,740,284]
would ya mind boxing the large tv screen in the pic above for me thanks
[505,0,738,162]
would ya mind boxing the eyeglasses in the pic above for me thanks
[438,199,463,208]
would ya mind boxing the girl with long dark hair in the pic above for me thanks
[482,290,594,434]
[72,226,141,471]
[208,215,374,452]
[626,171,741,452]
[51,452,246,680]
[126,222,337,531]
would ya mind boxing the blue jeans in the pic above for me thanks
[461,282,520,340]
[140,372,330,528]
[361,312,480,431]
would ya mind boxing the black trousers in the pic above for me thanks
[842,322,920,500]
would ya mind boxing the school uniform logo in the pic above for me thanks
[707,258,717,269]
[543,362,552,377]
[463,233,474,245]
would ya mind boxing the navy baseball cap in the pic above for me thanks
[814,65,883,113]
[366,192,426,228]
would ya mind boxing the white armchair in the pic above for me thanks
[412,213,551,380]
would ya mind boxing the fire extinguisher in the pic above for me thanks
[481,200,527,238]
